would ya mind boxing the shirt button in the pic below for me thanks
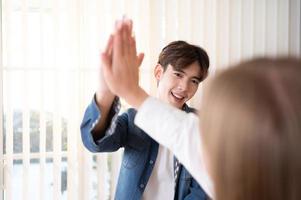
[149,160,154,165]
[140,184,145,188]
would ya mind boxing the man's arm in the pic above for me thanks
[91,34,116,140]
[92,91,115,138]
[101,19,146,109]
[94,19,145,138]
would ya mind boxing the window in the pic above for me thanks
[0,0,124,199]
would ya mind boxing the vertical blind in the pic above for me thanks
[0,0,300,199]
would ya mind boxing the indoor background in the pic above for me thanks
[0,0,300,199]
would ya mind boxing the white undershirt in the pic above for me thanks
[135,97,214,199]
[142,145,175,200]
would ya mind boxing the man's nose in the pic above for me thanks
[177,80,189,91]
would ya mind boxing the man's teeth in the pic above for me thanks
[172,92,184,99]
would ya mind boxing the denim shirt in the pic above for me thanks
[80,96,209,200]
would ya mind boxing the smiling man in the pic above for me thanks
[154,41,208,109]
[81,37,210,199]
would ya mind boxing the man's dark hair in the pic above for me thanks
[158,40,210,81]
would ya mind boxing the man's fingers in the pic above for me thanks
[132,36,137,56]
[104,34,113,54]
[137,53,144,67]
[114,19,121,34]
[128,36,144,67]
[108,35,113,58]
[123,17,133,35]
[128,19,133,33]
[113,21,124,58]
[101,53,112,71]
[101,52,114,92]
[121,20,131,56]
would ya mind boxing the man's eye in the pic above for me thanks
[174,73,182,77]
[192,79,200,85]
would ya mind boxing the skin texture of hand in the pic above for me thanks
[92,35,116,136]
[98,35,113,94]
[102,19,148,109]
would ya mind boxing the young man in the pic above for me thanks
[104,18,301,200]
[80,23,210,200]
[102,21,301,200]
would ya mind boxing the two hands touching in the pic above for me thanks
[98,18,148,109]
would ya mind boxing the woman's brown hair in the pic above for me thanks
[200,58,301,200]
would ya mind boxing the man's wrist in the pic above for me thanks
[96,89,115,108]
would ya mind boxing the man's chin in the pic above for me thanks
[168,100,184,109]
[161,96,184,108]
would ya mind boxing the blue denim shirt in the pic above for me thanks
[80,96,209,200]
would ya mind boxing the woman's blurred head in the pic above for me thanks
[200,58,301,200]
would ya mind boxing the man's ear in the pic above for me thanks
[154,64,164,81]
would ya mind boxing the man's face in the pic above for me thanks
[155,61,202,109]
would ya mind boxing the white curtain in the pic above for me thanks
[0,0,300,199]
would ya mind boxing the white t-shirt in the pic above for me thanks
[135,97,214,199]
[142,145,175,200]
